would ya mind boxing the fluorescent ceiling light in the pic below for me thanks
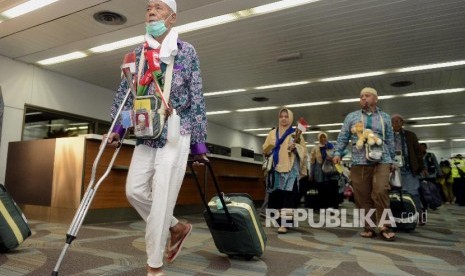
[338,98,359,103]
[408,115,454,120]
[206,110,231,115]
[319,71,386,82]
[411,123,452,128]
[418,140,446,143]
[38,0,324,64]
[237,106,278,112]
[304,131,321,134]
[286,101,331,108]
[25,112,42,116]
[396,60,465,73]
[37,52,87,65]
[452,138,465,142]
[1,0,59,19]
[251,0,322,15]
[257,133,268,137]
[327,129,341,133]
[403,88,465,97]
[89,36,144,53]
[244,127,273,131]
[317,123,343,127]
[174,14,238,33]
[204,89,246,97]
[378,95,396,100]
[255,81,309,90]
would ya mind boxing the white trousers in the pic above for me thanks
[126,134,191,268]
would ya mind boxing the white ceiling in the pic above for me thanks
[1,0,465,152]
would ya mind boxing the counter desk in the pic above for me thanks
[5,135,265,223]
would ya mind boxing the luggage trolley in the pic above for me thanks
[52,54,137,275]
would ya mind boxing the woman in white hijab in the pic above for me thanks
[262,108,308,234]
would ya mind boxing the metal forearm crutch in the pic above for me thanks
[52,65,136,276]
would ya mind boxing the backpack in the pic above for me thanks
[419,180,442,210]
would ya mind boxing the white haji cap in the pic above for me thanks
[149,0,177,13]
[360,87,378,96]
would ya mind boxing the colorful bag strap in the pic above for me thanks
[136,47,174,111]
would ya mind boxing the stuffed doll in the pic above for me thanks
[364,129,383,146]
[351,122,365,149]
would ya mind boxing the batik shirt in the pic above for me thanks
[334,107,395,165]
[110,39,207,153]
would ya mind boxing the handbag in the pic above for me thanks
[321,159,336,175]
[133,52,174,139]
[390,167,402,188]
[262,156,273,174]
[365,144,384,162]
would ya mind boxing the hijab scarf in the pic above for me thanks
[272,108,295,168]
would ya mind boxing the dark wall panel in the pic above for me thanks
[5,140,55,206]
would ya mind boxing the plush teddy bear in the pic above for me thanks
[364,129,383,146]
[351,122,366,149]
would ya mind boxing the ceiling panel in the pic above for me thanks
[1,0,465,152]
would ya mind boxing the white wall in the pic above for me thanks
[207,122,264,155]
[0,55,115,183]
[0,55,264,183]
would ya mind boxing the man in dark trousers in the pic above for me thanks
[391,114,426,224]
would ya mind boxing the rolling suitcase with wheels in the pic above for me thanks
[188,160,267,260]
[0,184,31,252]
[389,189,418,232]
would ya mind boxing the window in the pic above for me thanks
[22,105,110,140]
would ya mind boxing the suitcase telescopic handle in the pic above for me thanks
[187,160,234,225]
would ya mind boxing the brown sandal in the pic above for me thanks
[359,229,376,238]
[379,227,396,241]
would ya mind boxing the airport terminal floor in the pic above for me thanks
[1,201,464,276]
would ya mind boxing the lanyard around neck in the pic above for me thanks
[361,110,385,140]
[137,46,174,110]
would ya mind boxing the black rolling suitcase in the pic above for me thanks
[0,184,31,252]
[188,160,267,260]
[389,189,418,232]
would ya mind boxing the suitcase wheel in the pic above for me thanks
[244,255,254,261]
[227,254,254,261]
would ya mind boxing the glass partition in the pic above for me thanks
[22,105,111,140]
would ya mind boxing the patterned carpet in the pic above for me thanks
[1,202,464,276]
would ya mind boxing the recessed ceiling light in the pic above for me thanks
[252,97,269,102]
[276,52,302,62]
[93,11,127,25]
[390,80,413,88]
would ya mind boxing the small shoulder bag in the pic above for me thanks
[363,113,385,162]
[133,48,174,139]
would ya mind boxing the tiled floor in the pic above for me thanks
[1,202,464,275]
